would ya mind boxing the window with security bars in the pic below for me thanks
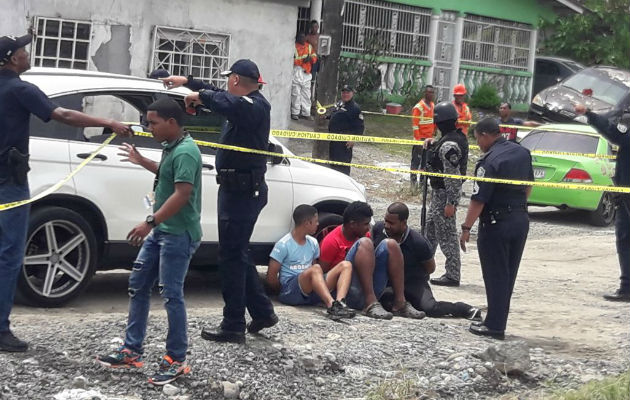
[151,26,230,89]
[297,7,312,35]
[32,17,91,69]
[342,0,431,59]
[461,15,532,71]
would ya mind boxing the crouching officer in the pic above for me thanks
[184,59,277,344]
[460,118,534,340]
[575,104,630,302]
[327,85,364,175]
[423,102,468,287]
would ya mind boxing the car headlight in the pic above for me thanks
[532,94,544,107]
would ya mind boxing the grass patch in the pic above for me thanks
[549,371,630,400]
[363,113,414,158]
[365,378,419,400]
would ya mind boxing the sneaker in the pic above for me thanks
[327,300,356,320]
[96,346,143,369]
[0,330,28,352]
[148,355,191,386]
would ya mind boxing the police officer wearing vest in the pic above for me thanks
[328,85,364,176]
[183,59,277,344]
[575,103,630,302]
[0,34,132,352]
[460,118,534,340]
[423,102,468,287]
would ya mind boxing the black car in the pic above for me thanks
[529,66,630,125]
[533,56,584,97]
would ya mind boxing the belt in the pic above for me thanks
[216,169,265,192]
[480,204,527,224]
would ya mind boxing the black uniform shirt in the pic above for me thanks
[199,89,270,172]
[0,69,57,159]
[328,99,364,135]
[372,221,434,284]
[587,111,630,186]
[471,137,534,214]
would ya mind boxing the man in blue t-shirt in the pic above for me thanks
[266,205,355,320]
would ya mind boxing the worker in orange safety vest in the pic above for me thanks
[292,32,317,120]
[452,83,472,135]
[410,84,436,192]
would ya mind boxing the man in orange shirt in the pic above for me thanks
[292,32,317,120]
[452,84,472,135]
[411,85,436,192]
[305,21,320,87]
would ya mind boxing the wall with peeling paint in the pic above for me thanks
[1,0,306,129]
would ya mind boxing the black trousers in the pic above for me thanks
[410,145,422,183]
[477,211,529,332]
[329,141,352,175]
[616,198,630,292]
[218,183,274,332]
[380,280,472,318]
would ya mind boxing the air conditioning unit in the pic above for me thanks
[318,35,331,56]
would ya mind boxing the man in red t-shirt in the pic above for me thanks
[319,202,425,319]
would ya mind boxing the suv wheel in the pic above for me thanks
[588,192,616,227]
[18,207,98,307]
[315,212,344,242]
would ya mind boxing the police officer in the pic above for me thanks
[423,102,468,287]
[575,104,630,302]
[460,118,534,340]
[184,59,277,344]
[328,85,364,175]
[0,33,132,352]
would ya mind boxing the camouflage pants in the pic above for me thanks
[425,188,461,281]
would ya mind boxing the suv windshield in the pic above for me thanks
[520,130,599,154]
[562,69,629,105]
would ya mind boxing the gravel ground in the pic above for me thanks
[1,119,627,400]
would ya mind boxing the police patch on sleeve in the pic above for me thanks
[472,166,485,195]
[359,113,364,120]
[241,95,253,104]
[617,123,628,134]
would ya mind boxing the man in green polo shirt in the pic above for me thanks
[96,98,202,386]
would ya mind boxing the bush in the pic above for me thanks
[469,83,501,110]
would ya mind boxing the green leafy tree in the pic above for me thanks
[539,0,630,69]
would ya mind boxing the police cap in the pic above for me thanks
[0,34,32,66]
[220,59,260,81]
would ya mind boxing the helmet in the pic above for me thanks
[433,102,459,123]
[453,83,467,96]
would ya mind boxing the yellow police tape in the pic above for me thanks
[0,133,117,211]
[136,130,630,194]
[184,125,614,160]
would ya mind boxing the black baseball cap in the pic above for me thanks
[0,34,32,66]
[220,59,260,81]
[341,84,354,92]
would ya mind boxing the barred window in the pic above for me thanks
[342,0,431,59]
[151,26,230,89]
[32,17,92,70]
[461,15,532,71]
[297,7,312,35]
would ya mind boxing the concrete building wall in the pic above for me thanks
[0,0,303,129]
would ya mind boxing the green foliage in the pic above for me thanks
[551,371,630,400]
[354,90,386,112]
[469,83,501,110]
[539,0,630,69]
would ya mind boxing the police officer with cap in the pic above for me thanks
[327,84,364,175]
[460,117,534,340]
[575,103,630,302]
[0,33,132,352]
[423,102,468,287]
[184,59,277,344]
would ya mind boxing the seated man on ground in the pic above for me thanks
[374,202,482,321]
[266,205,356,319]
[319,201,425,320]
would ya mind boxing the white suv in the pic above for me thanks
[20,68,366,306]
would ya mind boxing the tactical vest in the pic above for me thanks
[427,129,469,189]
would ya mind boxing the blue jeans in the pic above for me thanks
[344,240,389,310]
[124,229,199,361]
[0,182,30,333]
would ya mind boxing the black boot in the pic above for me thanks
[246,313,279,334]
[603,289,630,302]
[430,275,460,287]
[201,326,245,344]
[0,331,28,352]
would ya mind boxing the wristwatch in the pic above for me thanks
[146,215,157,227]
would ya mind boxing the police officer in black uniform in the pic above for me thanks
[327,85,364,175]
[183,59,277,344]
[575,103,630,302]
[460,118,534,340]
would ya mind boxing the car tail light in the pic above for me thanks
[562,168,592,183]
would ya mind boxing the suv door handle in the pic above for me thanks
[76,153,107,161]
[202,163,214,171]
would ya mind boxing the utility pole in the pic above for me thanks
[313,0,344,159]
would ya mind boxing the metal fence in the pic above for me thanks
[342,0,432,59]
[151,26,230,89]
[461,15,532,71]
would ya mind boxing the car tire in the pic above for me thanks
[588,192,616,227]
[17,206,98,307]
[315,212,344,242]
